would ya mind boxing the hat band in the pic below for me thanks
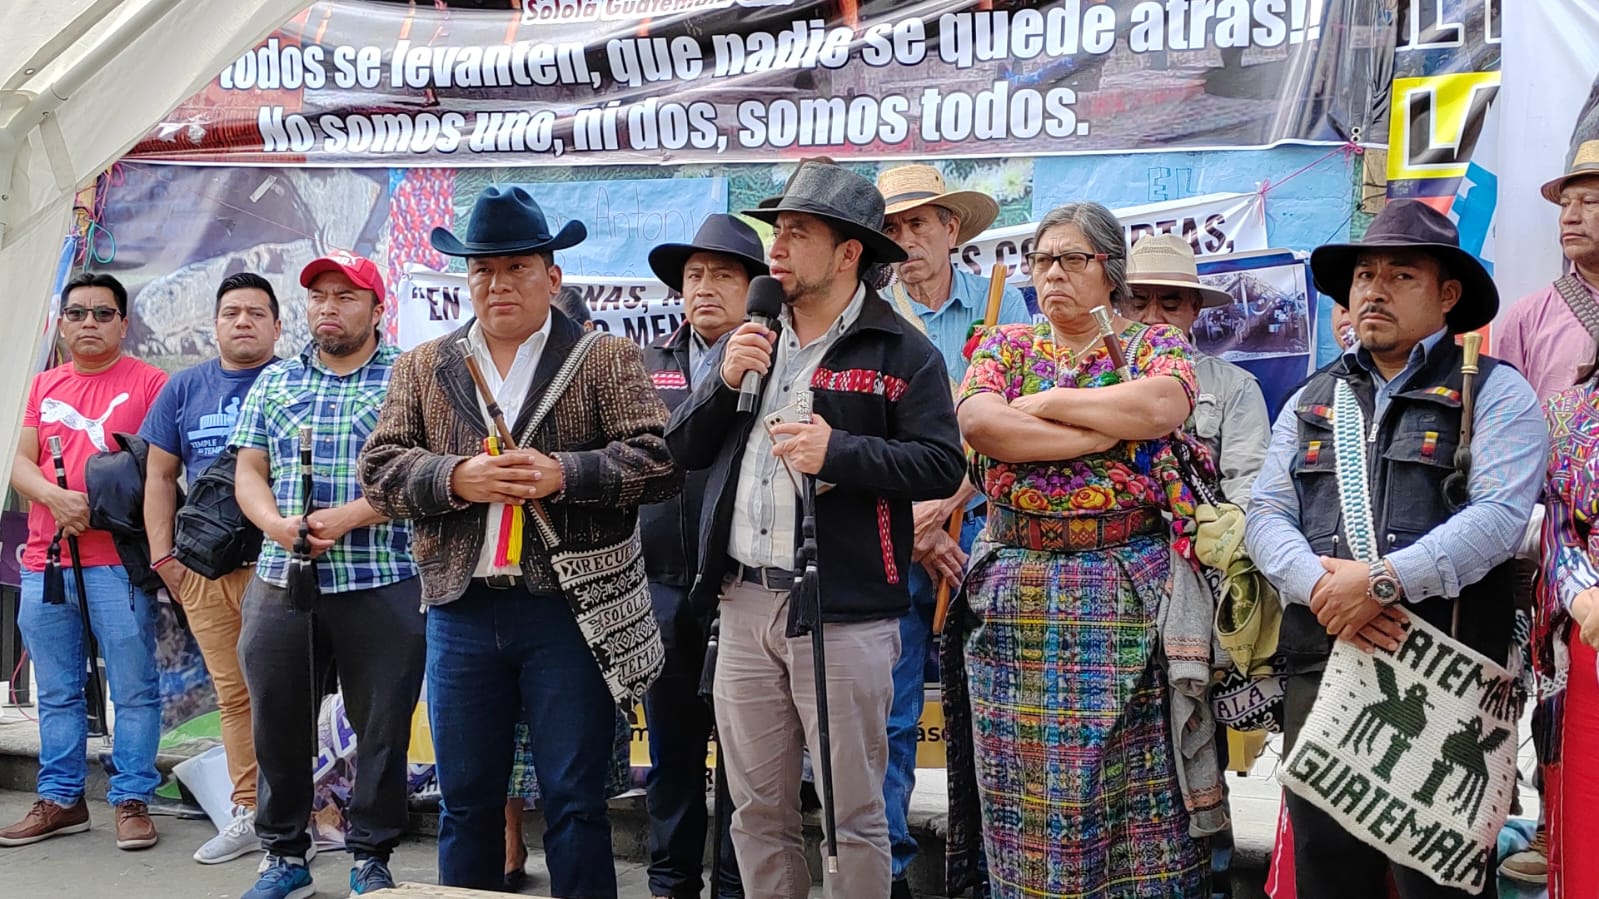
[883,189,942,206]
[1129,269,1203,285]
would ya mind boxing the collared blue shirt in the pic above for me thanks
[889,265,1031,386]
[1246,329,1548,606]
[230,341,416,593]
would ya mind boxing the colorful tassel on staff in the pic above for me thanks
[484,436,524,568]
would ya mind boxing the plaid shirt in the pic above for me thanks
[231,341,415,593]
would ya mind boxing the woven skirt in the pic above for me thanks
[961,533,1203,898]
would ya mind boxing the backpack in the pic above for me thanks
[173,446,263,580]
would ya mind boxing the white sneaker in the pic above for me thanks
[195,806,259,865]
[258,840,318,873]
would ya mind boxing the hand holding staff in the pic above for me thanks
[932,263,1008,635]
[46,436,109,740]
[286,426,319,614]
[455,338,557,535]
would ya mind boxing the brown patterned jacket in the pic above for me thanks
[357,312,681,605]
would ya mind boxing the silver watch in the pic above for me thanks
[1368,559,1403,606]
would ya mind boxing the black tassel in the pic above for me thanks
[785,572,819,640]
[698,617,720,702]
[44,536,65,605]
[286,556,318,614]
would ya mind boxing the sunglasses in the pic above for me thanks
[62,306,121,323]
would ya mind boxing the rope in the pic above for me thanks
[1256,140,1365,198]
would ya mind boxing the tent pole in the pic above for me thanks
[0,130,17,248]
[0,0,188,158]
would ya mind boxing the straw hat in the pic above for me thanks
[1125,234,1233,308]
[875,164,999,245]
[1541,140,1599,203]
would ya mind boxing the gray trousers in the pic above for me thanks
[713,579,899,899]
[239,576,426,859]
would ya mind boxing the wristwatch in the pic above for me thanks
[1368,559,1403,606]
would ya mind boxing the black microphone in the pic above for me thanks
[737,275,785,414]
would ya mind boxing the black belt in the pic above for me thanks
[730,559,796,591]
[475,574,520,590]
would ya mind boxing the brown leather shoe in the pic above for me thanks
[114,800,159,850]
[0,798,90,846]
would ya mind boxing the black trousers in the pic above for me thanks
[642,581,743,899]
[239,576,426,859]
[1283,673,1498,899]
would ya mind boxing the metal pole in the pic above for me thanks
[290,426,318,742]
[700,615,726,886]
[800,474,839,875]
[47,435,107,742]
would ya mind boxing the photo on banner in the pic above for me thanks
[1195,249,1318,419]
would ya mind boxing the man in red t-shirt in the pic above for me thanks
[0,273,169,852]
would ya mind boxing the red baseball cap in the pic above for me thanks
[300,250,386,303]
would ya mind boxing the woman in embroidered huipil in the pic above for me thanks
[1538,361,1599,897]
[941,202,1206,898]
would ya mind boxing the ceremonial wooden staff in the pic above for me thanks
[46,436,108,741]
[455,338,557,537]
[1446,332,1483,637]
[932,262,1008,635]
[1090,305,1132,381]
[285,426,322,738]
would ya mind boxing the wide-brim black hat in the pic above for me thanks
[430,184,586,257]
[742,163,908,264]
[648,213,770,292]
[1309,199,1498,333]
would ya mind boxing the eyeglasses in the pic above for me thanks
[1024,251,1118,274]
[62,306,120,323]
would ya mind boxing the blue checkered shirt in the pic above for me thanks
[230,342,415,593]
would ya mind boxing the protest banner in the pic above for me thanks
[129,0,1386,167]
[1279,612,1519,893]
[398,268,684,350]
[1379,1,1512,332]
[397,189,1271,349]
[952,191,1266,288]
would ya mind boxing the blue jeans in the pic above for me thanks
[885,514,981,881]
[428,586,618,896]
[18,565,160,806]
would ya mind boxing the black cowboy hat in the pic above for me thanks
[430,184,586,257]
[1309,199,1498,333]
[648,214,770,292]
[742,163,908,264]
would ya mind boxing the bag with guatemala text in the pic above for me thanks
[497,331,665,707]
[1278,380,1517,893]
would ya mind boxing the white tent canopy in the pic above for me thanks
[0,0,307,489]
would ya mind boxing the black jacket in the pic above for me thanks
[83,433,165,593]
[666,288,965,622]
[641,325,711,589]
